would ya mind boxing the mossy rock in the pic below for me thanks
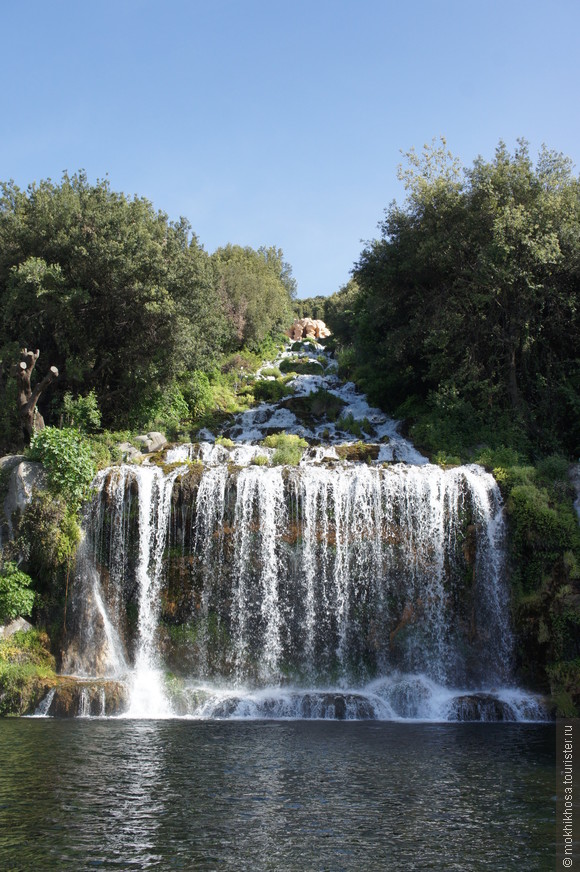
[279,357,324,376]
[336,443,380,463]
[281,389,346,427]
[45,678,128,717]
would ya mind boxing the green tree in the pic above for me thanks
[0,172,228,432]
[344,139,580,455]
[212,244,294,349]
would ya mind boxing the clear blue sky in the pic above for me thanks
[1,0,579,297]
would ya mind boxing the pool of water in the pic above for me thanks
[0,720,554,870]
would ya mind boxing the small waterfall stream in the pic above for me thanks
[49,339,546,721]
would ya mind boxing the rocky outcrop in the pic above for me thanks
[288,318,331,341]
[134,431,167,454]
[43,678,129,717]
[117,442,143,462]
[0,617,34,640]
[1,456,46,543]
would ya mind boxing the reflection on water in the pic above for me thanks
[0,721,554,871]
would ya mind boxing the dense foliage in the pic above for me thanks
[327,139,580,459]
[29,427,96,507]
[0,172,296,447]
[0,561,35,623]
[211,244,295,349]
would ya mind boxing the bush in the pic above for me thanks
[28,427,96,506]
[261,432,308,466]
[216,436,235,448]
[253,380,293,403]
[153,384,190,433]
[337,413,373,438]
[0,561,35,623]
[62,390,102,433]
[182,371,215,418]
[251,454,269,466]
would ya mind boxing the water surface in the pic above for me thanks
[0,720,554,870]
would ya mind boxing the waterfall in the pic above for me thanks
[55,339,547,721]
[67,457,525,707]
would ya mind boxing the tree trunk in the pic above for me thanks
[12,348,59,439]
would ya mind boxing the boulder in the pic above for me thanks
[1,458,47,542]
[43,678,129,717]
[117,441,142,462]
[133,431,167,454]
[0,616,34,640]
[447,693,516,722]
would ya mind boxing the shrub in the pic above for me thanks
[18,490,81,582]
[28,427,96,506]
[62,390,102,433]
[336,413,373,438]
[182,370,215,418]
[251,454,269,466]
[0,561,35,623]
[261,432,308,466]
[260,367,282,379]
[216,436,235,448]
[253,380,293,403]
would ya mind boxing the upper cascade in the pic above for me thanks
[45,337,547,722]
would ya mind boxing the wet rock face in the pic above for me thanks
[447,694,515,722]
[45,679,129,717]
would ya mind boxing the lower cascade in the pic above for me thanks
[45,456,545,721]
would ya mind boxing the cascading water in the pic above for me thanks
[52,338,546,721]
